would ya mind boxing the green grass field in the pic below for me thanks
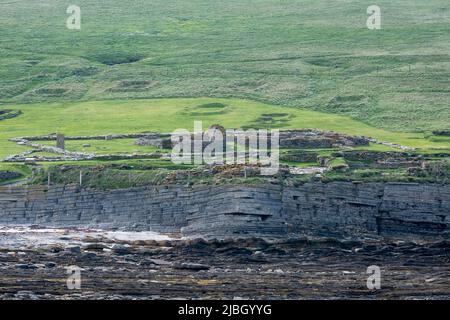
[0,0,449,133]
[1,97,449,161]
[0,0,449,184]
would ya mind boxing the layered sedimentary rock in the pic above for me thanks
[0,185,188,233]
[378,183,450,236]
[181,185,287,238]
[0,182,448,239]
[283,182,383,237]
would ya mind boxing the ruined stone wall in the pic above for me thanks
[0,182,448,239]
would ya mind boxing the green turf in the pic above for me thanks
[0,0,448,133]
[1,98,450,160]
[34,139,161,155]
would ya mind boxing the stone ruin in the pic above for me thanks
[4,133,165,162]
[4,128,420,172]
[278,129,369,148]
[337,150,429,170]
[56,133,65,150]
[135,133,172,149]
[134,128,371,150]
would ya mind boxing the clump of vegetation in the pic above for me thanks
[31,165,169,190]
[0,171,22,183]
[326,95,369,113]
[0,109,22,121]
[327,157,349,171]
[244,112,294,129]
[321,160,450,183]
[432,130,450,137]
[408,160,450,183]
[280,150,318,163]
[196,103,227,109]
[0,164,30,184]
[109,80,156,92]
[34,87,68,96]
[91,53,144,66]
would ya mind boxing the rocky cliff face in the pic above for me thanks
[181,185,287,238]
[0,185,189,233]
[0,182,448,239]
[283,182,450,238]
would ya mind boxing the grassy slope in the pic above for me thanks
[1,97,449,160]
[0,0,449,132]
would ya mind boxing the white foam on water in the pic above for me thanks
[0,226,172,248]
[101,231,171,241]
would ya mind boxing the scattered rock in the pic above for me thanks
[15,264,38,270]
[83,243,107,251]
[67,246,81,254]
[173,262,210,271]
[111,244,132,255]
[147,258,172,266]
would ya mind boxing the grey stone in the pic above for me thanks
[173,262,210,271]
[67,246,81,254]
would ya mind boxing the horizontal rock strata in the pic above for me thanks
[0,182,448,239]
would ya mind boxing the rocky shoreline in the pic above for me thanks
[0,180,448,299]
[0,227,448,300]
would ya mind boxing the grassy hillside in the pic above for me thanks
[0,0,449,132]
[1,98,449,160]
